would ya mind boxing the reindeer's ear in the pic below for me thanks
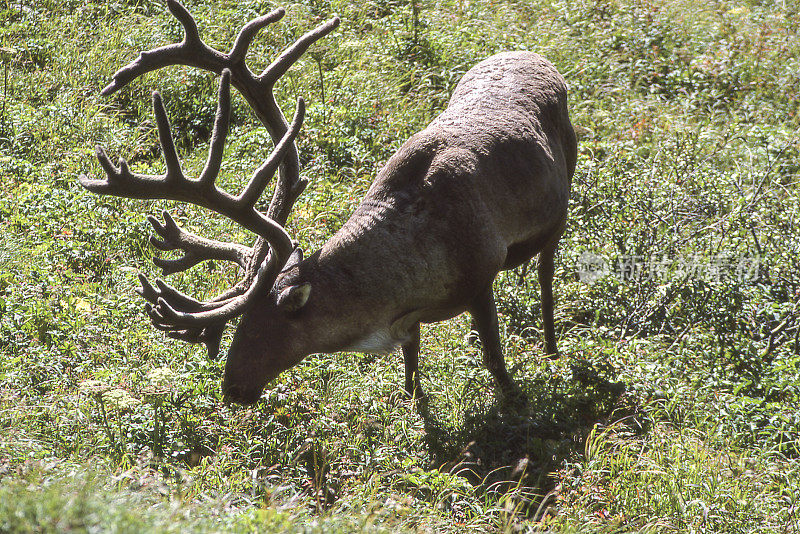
[282,245,304,272]
[276,283,311,312]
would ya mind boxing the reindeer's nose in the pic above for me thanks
[222,383,263,405]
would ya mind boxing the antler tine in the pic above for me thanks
[136,274,204,310]
[152,91,183,180]
[101,0,226,96]
[80,147,162,197]
[136,273,161,304]
[91,146,118,180]
[154,250,283,326]
[165,0,202,44]
[147,211,251,275]
[260,16,341,85]
[198,70,232,187]
[229,8,286,65]
[239,98,305,207]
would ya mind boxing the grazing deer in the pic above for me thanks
[80,0,576,405]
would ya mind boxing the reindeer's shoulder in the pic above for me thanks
[367,129,446,191]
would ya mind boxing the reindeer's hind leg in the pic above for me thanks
[538,240,559,357]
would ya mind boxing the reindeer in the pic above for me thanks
[80,0,577,405]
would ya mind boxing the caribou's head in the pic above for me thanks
[79,0,339,404]
[222,275,314,404]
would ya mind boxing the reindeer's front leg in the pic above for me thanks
[401,324,424,400]
[469,286,525,402]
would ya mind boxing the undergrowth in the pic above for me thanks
[1,0,798,531]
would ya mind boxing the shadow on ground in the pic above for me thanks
[416,359,642,518]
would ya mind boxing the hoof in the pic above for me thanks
[498,384,528,407]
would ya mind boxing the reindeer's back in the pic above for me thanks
[324,52,575,318]
[427,51,576,261]
[444,51,571,136]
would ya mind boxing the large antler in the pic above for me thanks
[79,1,339,358]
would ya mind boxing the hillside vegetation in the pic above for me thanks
[1,0,799,531]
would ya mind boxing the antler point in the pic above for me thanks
[118,158,131,175]
[100,81,118,96]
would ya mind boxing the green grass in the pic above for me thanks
[1,0,799,531]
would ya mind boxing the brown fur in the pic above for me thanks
[223,51,577,404]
